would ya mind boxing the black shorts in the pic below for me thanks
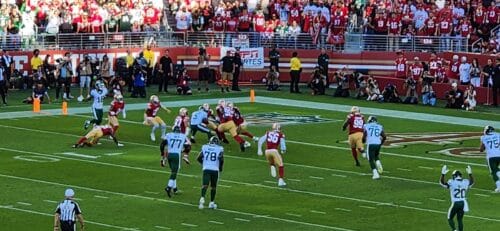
[198,68,209,81]
[58,77,71,86]
[60,221,75,231]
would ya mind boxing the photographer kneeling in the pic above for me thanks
[421,71,436,106]
[177,69,192,95]
[381,83,401,103]
[333,70,350,97]
[309,66,327,95]
[23,82,51,104]
[403,77,418,104]
[366,76,381,101]
[445,82,464,109]
[264,65,280,91]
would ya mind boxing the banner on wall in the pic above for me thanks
[220,47,264,69]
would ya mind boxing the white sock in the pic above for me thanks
[496,180,500,189]
[161,125,167,138]
[167,179,174,188]
[173,180,177,189]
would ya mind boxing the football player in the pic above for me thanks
[257,123,287,187]
[440,165,474,231]
[342,106,365,166]
[479,125,500,192]
[197,136,224,209]
[84,80,108,129]
[233,105,259,143]
[215,99,229,143]
[73,125,124,148]
[144,95,171,142]
[160,126,187,198]
[107,94,126,134]
[190,104,216,143]
[173,108,192,164]
[216,101,248,151]
[362,116,386,179]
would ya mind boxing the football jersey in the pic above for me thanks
[481,133,500,158]
[109,100,125,116]
[91,88,108,109]
[201,144,224,171]
[265,130,286,150]
[233,107,244,126]
[100,125,114,136]
[146,103,160,117]
[395,58,407,77]
[190,110,208,126]
[363,123,383,145]
[173,115,189,134]
[347,113,365,134]
[447,179,470,202]
[164,132,187,154]
[222,106,234,121]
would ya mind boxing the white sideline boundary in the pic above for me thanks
[0,124,493,193]
[0,173,353,231]
[0,205,138,230]
[1,148,500,223]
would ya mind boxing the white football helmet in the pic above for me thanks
[202,103,210,112]
[150,95,159,104]
[179,107,188,116]
[226,101,234,108]
[272,123,281,131]
[351,106,360,113]
[114,94,123,102]
[218,99,226,107]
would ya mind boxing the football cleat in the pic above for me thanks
[278,178,286,187]
[244,141,251,148]
[173,188,179,194]
[165,187,172,198]
[270,166,277,178]
[117,143,124,147]
[222,139,229,144]
[72,144,79,148]
[199,197,205,209]
[182,155,191,165]
[362,152,367,158]
[208,202,217,209]
[252,136,260,142]
[495,188,500,193]
[372,169,380,180]
[376,160,383,174]
[150,132,156,142]
[83,120,91,130]
[240,142,245,152]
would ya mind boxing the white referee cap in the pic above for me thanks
[64,188,75,197]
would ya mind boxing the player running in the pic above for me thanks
[258,123,287,187]
[342,106,365,166]
[144,95,171,142]
[233,105,259,143]
[479,125,500,192]
[190,104,215,143]
[73,125,124,148]
[197,136,224,209]
[160,126,187,197]
[107,94,126,134]
[84,80,108,129]
[440,165,474,231]
[363,116,387,179]
[174,108,192,164]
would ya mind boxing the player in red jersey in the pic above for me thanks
[233,106,259,142]
[144,95,171,142]
[342,106,365,166]
[108,94,126,134]
[173,107,192,164]
[486,2,499,29]
[216,101,248,152]
[238,9,252,32]
[288,1,302,25]
[409,57,424,81]
[73,125,123,148]
[258,123,287,187]
[395,51,408,78]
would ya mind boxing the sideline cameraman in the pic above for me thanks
[309,66,327,95]
[366,76,381,101]
[55,52,73,101]
[421,71,436,106]
[403,77,418,104]
[131,58,147,98]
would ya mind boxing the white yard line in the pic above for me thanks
[104,153,125,156]
[234,218,251,222]
[208,221,224,225]
[0,205,137,230]
[181,223,198,227]
[0,174,354,231]
[16,202,32,206]
[59,152,100,159]
[310,210,327,214]
[359,205,376,210]
[154,226,171,230]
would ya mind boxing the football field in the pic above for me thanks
[0,92,499,231]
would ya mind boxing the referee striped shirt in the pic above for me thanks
[55,199,82,222]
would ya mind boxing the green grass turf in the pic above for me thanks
[0,99,499,231]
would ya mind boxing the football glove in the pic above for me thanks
[441,165,449,175]
[257,150,263,156]
[466,165,472,174]
[161,157,167,167]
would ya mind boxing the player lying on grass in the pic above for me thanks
[479,125,500,192]
[440,165,474,231]
[144,95,171,142]
[197,136,224,209]
[160,126,187,198]
[362,116,386,180]
[258,123,287,187]
[73,125,124,148]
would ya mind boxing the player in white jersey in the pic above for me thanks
[84,80,108,129]
[440,165,474,231]
[190,104,214,143]
[362,116,387,179]
[160,126,187,198]
[479,125,500,192]
[197,136,224,209]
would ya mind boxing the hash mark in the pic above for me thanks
[429,198,445,202]
[397,168,412,172]
[234,218,250,222]
[154,226,171,230]
[310,210,326,214]
[285,212,302,217]
[16,202,32,206]
[181,223,198,227]
[309,176,324,180]
[208,221,224,225]
[334,208,351,212]
[407,200,422,205]
[418,166,433,170]
[474,193,491,197]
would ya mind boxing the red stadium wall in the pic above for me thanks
[7,48,496,103]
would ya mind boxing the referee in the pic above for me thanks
[54,189,85,231]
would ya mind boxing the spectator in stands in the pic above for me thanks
[265,65,280,91]
[445,82,464,109]
[458,56,471,85]
[176,6,192,31]
[470,58,481,87]
[105,15,120,33]
[288,20,301,46]
[482,58,494,87]
[387,12,402,52]
[463,85,477,111]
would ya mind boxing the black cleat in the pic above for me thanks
[72,144,79,148]
[222,139,229,144]
[240,142,245,152]
[165,187,172,198]
[173,188,178,194]
[190,138,196,143]
[205,88,209,92]
[355,161,361,167]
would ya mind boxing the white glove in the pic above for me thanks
[123,114,126,119]
[441,165,449,175]
[117,143,124,147]
[466,165,472,174]
[257,150,263,156]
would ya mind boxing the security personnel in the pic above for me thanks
[269,45,280,72]
[54,189,85,231]
[289,52,301,93]
[232,49,243,91]
[317,48,329,76]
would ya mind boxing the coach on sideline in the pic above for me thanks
[54,189,85,231]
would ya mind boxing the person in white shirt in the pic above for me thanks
[440,165,474,231]
[175,6,192,31]
[458,56,471,85]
